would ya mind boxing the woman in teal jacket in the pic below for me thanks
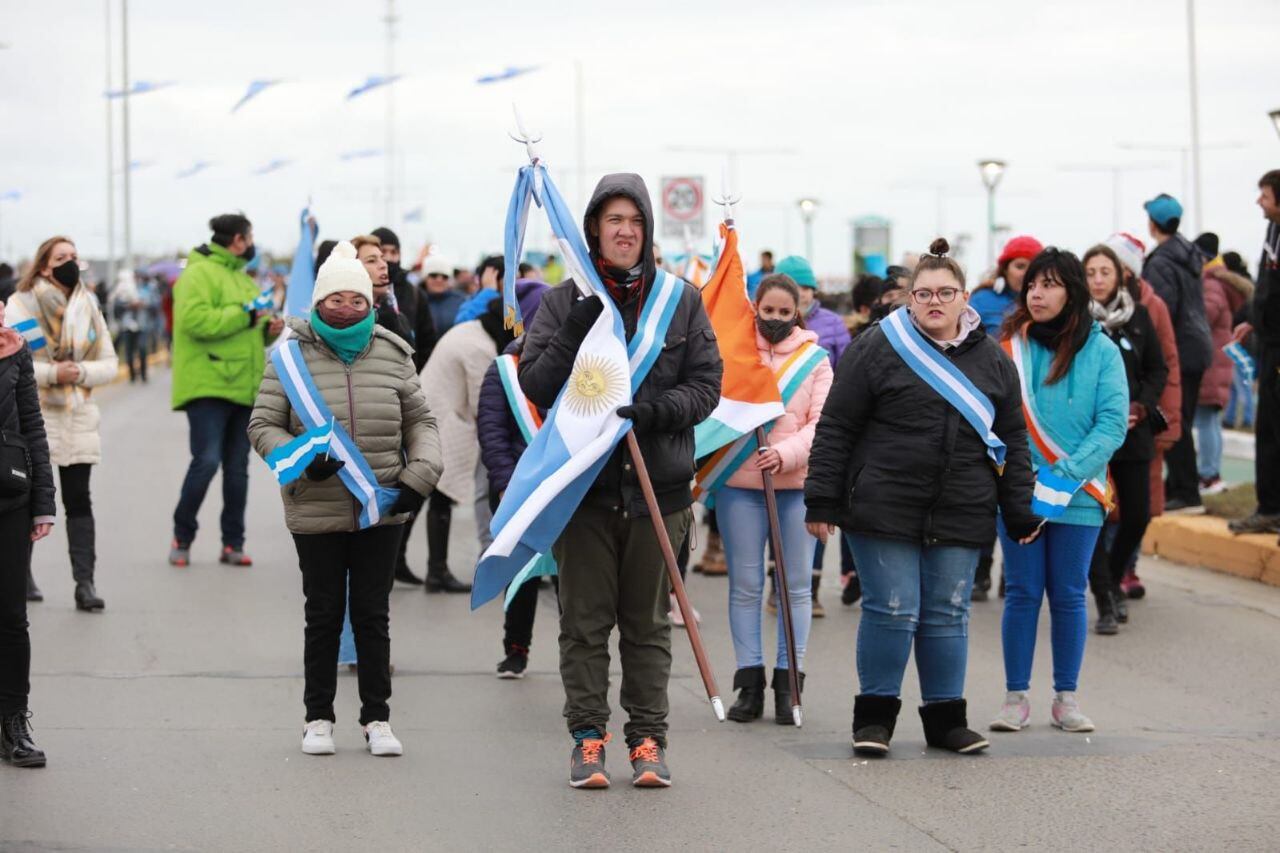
[989,247,1128,735]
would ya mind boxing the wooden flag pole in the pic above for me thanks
[755,426,802,726]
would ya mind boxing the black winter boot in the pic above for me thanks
[772,668,805,726]
[424,502,470,593]
[67,516,104,612]
[1112,586,1129,623]
[972,553,993,601]
[1094,591,1119,635]
[726,666,766,723]
[1,712,46,768]
[918,699,988,754]
[852,694,902,756]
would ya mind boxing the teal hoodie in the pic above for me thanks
[1020,321,1130,527]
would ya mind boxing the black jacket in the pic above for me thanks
[1142,233,1213,373]
[392,270,438,373]
[1099,304,1168,463]
[518,173,723,518]
[0,345,56,519]
[1254,222,1280,348]
[804,322,1041,547]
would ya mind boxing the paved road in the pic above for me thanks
[4,370,1279,851]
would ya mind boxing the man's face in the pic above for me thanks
[358,244,389,295]
[593,197,644,270]
[424,272,450,294]
[1258,186,1280,223]
[381,243,401,265]
[761,253,774,272]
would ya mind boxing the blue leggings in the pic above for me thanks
[997,519,1101,693]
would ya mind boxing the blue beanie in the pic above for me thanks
[774,255,816,288]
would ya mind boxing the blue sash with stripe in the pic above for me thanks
[270,340,400,528]
[9,318,46,352]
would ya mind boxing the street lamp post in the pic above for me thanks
[797,197,819,263]
[977,159,1006,269]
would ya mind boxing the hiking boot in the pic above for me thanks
[773,668,805,726]
[1163,497,1205,515]
[496,645,528,679]
[301,720,336,755]
[394,562,424,585]
[74,581,105,612]
[25,568,42,603]
[364,721,403,756]
[852,694,901,757]
[628,737,671,788]
[919,699,989,754]
[1051,692,1095,732]
[1,712,46,768]
[726,666,766,723]
[841,572,862,606]
[1121,570,1145,600]
[990,690,1030,732]
[1094,591,1119,635]
[425,568,471,593]
[219,545,252,567]
[1228,512,1280,535]
[168,539,190,567]
[569,729,611,789]
[694,530,727,575]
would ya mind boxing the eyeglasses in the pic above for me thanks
[909,287,960,305]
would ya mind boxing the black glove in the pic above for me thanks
[389,483,425,516]
[566,295,604,336]
[304,457,345,482]
[617,401,671,433]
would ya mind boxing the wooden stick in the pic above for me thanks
[755,426,802,727]
[624,431,724,722]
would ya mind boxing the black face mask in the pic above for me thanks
[757,317,797,344]
[386,260,402,281]
[240,243,256,263]
[51,259,80,288]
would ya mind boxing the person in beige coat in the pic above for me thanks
[248,242,441,758]
[5,236,118,612]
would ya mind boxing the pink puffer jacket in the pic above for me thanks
[725,326,833,491]
[1198,265,1254,408]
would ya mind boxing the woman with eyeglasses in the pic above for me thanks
[990,247,1128,734]
[806,239,1041,757]
[5,236,118,612]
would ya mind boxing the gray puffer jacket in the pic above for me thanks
[248,318,442,534]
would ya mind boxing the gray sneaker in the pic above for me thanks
[1228,512,1280,535]
[989,691,1030,732]
[1051,691,1095,732]
[168,539,190,567]
[568,729,610,789]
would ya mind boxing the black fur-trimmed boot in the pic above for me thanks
[919,699,989,754]
[852,694,902,756]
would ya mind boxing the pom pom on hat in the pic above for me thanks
[312,240,373,306]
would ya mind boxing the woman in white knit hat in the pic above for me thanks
[248,241,442,758]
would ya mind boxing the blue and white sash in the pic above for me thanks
[881,306,1007,472]
[1224,341,1256,383]
[495,353,542,444]
[270,340,400,528]
[8,318,46,352]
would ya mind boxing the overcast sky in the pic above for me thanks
[2,0,1278,281]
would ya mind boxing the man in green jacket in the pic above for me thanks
[169,213,282,567]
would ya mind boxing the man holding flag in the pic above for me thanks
[516,174,722,788]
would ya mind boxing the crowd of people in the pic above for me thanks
[1,167,1277,786]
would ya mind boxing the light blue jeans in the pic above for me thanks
[718,486,814,670]
[338,577,356,666]
[1194,404,1223,480]
[847,534,978,701]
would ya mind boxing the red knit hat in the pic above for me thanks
[997,235,1044,267]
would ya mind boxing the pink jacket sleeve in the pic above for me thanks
[773,358,834,474]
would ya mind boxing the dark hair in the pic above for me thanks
[761,250,774,260]
[851,274,884,312]
[476,254,504,281]
[1194,232,1219,258]
[209,213,252,247]
[370,226,399,249]
[517,262,536,277]
[755,273,806,329]
[1222,251,1250,279]
[1259,169,1280,198]
[909,238,965,288]
[1081,244,1138,302]
[882,265,909,290]
[0,262,11,280]
[314,239,337,271]
[1000,247,1092,384]
[1150,217,1180,236]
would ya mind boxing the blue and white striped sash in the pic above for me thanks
[9,318,46,352]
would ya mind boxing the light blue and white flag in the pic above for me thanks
[476,65,540,85]
[265,420,333,485]
[1224,341,1256,383]
[231,79,281,113]
[270,341,400,528]
[1031,468,1085,519]
[473,163,683,608]
[285,207,318,319]
[7,318,46,352]
[246,286,275,313]
[346,74,400,100]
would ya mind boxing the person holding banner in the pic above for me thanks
[1081,244,1168,635]
[715,273,831,724]
[248,241,441,758]
[805,239,1041,757]
[991,247,1129,734]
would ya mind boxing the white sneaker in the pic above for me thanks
[364,720,403,756]
[989,691,1031,732]
[668,594,700,628]
[301,719,336,755]
[1051,691,1095,732]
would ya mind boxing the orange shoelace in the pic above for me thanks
[629,738,660,764]
[579,733,611,765]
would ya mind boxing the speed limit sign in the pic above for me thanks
[661,176,705,239]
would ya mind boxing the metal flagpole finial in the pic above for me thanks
[711,695,726,722]
[712,165,741,226]
[507,102,542,165]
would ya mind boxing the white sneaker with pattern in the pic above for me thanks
[989,691,1031,732]
[364,720,403,756]
[301,720,335,755]
[1051,692,1095,732]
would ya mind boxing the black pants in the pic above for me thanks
[1256,345,1280,515]
[0,508,32,714]
[120,329,148,382]
[495,491,561,651]
[1090,459,1151,595]
[1164,369,1204,504]
[59,464,95,583]
[293,525,401,725]
[396,489,454,573]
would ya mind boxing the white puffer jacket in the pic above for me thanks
[5,280,119,467]
[419,319,498,504]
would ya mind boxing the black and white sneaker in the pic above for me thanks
[496,646,528,679]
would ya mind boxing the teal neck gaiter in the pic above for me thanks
[311,311,374,364]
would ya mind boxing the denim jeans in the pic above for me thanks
[1194,404,1223,480]
[718,486,814,670]
[338,576,357,666]
[172,398,251,548]
[846,534,978,702]
[998,519,1100,693]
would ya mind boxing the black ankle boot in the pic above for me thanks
[772,668,806,726]
[726,666,766,723]
[1112,586,1129,623]
[852,694,902,756]
[1094,591,1118,635]
[424,503,469,593]
[972,554,993,601]
[68,516,103,611]
[74,581,105,612]
[1,712,47,768]
[918,699,988,754]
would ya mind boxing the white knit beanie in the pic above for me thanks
[312,241,373,306]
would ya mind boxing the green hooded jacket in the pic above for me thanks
[170,243,269,410]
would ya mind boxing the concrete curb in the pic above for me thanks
[1142,514,1280,587]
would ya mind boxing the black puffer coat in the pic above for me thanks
[1142,233,1213,373]
[804,321,1041,547]
[1099,303,1168,463]
[0,345,56,519]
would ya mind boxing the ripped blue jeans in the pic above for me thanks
[846,534,979,702]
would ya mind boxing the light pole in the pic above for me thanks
[977,159,1006,269]
[104,0,116,290]
[1270,108,1280,141]
[797,198,819,263]
[120,0,133,275]
[383,0,398,224]
[1186,0,1203,233]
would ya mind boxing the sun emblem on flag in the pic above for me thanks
[564,353,627,417]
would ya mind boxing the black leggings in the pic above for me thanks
[0,507,33,714]
[1090,459,1151,595]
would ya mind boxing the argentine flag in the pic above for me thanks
[265,421,334,486]
[1031,468,1085,519]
